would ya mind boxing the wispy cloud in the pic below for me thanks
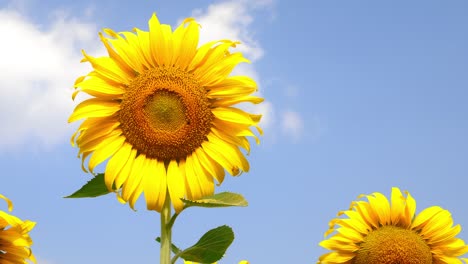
[191,2,264,61]
[260,76,309,143]
[281,110,305,143]
[0,8,102,151]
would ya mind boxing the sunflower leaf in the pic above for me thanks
[178,225,234,263]
[64,173,111,198]
[155,237,181,254]
[182,192,248,208]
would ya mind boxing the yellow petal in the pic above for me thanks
[81,50,131,84]
[105,143,133,191]
[128,157,150,209]
[207,76,257,98]
[319,251,356,263]
[336,227,363,243]
[131,28,153,69]
[77,129,121,156]
[412,206,443,231]
[198,53,249,86]
[337,218,370,235]
[390,187,405,225]
[68,98,120,123]
[191,150,215,197]
[173,18,199,69]
[114,148,137,189]
[161,24,174,66]
[212,107,258,126]
[149,13,172,66]
[141,158,159,211]
[353,201,379,229]
[75,76,125,98]
[195,147,225,184]
[368,192,391,225]
[0,194,13,212]
[154,160,168,212]
[121,154,145,208]
[207,133,249,173]
[420,209,452,240]
[188,40,227,71]
[342,210,371,233]
[88,134,125,173]
[211,126,250,153]
[167,160,186,213]
[102,29,144,73]
[402,190,416,228]
[213,119,260,144]
[429,224,461,245]
[212,96,264,107]
[184,155,203,200]
[75,119,119,147]
[320,237,360,252]
[193,40,238,76]
[99,32,135,76]
[202,141,238,176]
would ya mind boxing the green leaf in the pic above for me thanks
[182,192,248,208]
[179,225,234,263]
[155,237,181,254]
[64,173,111,198]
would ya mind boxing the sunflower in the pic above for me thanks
[318,187,468,264]
[0,194,36,264]
[69,13,262,213]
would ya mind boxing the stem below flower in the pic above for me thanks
[160,193,172,264]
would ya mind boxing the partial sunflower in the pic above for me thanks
[318,187,468,264]
[69,13,262,213]
[0,194,36,264]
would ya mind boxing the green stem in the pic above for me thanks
[167,212,179,230]
[171,250,183,264]
[160,194,172,264]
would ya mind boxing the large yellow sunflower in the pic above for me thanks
[69,14,262,212]
[0,194,36,264]
[318,187,468,264]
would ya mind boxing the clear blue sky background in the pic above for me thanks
[1,0,468,263]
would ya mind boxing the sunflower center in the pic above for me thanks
[144,90,187,131]
[354,226,432,264]
[119,67,213,160]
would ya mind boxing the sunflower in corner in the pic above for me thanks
[318,187,468,264]
[0,194,36,264]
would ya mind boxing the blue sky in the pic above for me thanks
[1,0,468,263]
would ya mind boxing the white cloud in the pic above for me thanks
[0,8,102,151]
[257,101,275,130]
[191,0,268,62]
[281,110,304,143]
